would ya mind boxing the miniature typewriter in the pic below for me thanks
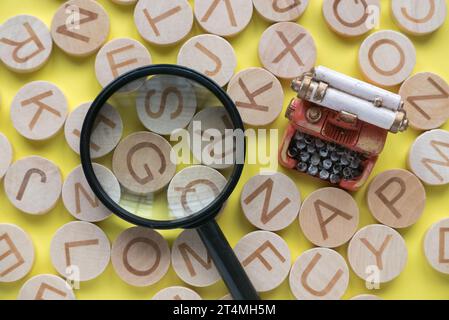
[279,66,409,191]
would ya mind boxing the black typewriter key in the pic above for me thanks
[296,162,308,172]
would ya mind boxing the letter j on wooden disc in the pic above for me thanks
[79,65,258,300]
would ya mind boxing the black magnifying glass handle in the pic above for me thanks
[196,219,260,300]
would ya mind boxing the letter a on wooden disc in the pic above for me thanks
[253,0,309,22]
[18,274,76,300]
[4,156,62,215]
[152,286,202,300]
[424,218,449,274]
[0,224,34,283]
[0,133,13,180]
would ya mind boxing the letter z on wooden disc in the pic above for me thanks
[240,172,301,231]
[51,0,110,57]
[253,0,309,22]
[227,67,284,126]
[399,72,449,130]
[289,248,349,300]
[0,133,13,180]
[259,22,317,79]
[0,224,34,283]
[347,224,408,283]
[111,227,170,287]
[424,218,449,274]
[18,274,75,300]
[0,15,52,73]
[4,156,62,215]
[50,221,110,282]
[299,187,359,248]
[367,169,426,229]
[112,131,176,194]
[152,286,202,300]
[11,81,68,141]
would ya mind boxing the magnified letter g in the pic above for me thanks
[127,142,167,185]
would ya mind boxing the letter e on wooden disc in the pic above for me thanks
[299,187,359,248]
[289,248,349,300]
[0,133,13,179]
[111,227,170,287]
[18,274,75,300]
[234,231,291,292]
[348,224,408,283]
[0,224,34,283]
[4,156,62,215]
[424,218,449,274]
[241,172,301,231]
[152,286,202,300]
[367,169,426,228]
[253,0,309,22]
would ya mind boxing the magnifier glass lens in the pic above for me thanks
[90,73,244,222]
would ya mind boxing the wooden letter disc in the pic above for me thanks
[424,218,449,274]
[0,133,13,180]
[18,274,76,300]
[253,0,309,22]
[152,286,202,300]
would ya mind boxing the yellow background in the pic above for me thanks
[1,0,449,300]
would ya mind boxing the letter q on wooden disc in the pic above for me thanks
[0,133,13,180]
[51,0,110,57]
[194,0,253,37]
[347,224,408,283]
[172,229,220,287]
[50,221,110,282]
[299,187,359,248]
[4,156,62,215]
[240,172,301,231]
[112,131,176,194]
[289,248,349,300]
[134,0,194,46]
[18,274,75,300]
[253,0,309,22]
[259,22,317,79]
[0,224,34,283]
[62,164,121,222]
[111,227,170,287]
[367,169,426,229]
[227,67,284,126]
[408,129,449,186]
[392,0,447,35]
[64,102,123,159]
[0,15,52,73]
[399,72,449,131]
[424,218,449,274]
[358,30,416,87]
[152,286,202,300]
[322,0,380,37]
[234,231,291,292]
[11,81,68,141]
[136,75,197,135]
[177,34,237,87]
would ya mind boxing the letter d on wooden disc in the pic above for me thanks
[18,274,76,300]
[424,218,449,274]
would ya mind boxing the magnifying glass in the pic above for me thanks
[80,64,259,300]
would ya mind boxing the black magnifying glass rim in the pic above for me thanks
[80,64,246,230]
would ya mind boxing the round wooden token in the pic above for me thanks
[253,0,309,22]
[259,22,317,80]
[299,187,359,248]
[64,102,123,159]
[136,75,197,135]
[0,224,34,283]
[111,227,170,287]
[11,81,68,141]
[392,0,447,35]
[322,0,380,37]
[112,131,176,194]
[367,169,426,229]
[408,129,449,186]
[0,133,13,180]
[4,156,62,215]
[350,294,382,300]
[424,218,449,274]
[358,30,416,87]
[194,0,253,37]
[152,286,202,300]
[111,0,138,5]
[18,274,76,300]
[0,15,52,73]
[95,38,152,89]
[399,72,449,130]
[171,229,220,287]
[62,164,121,222]
[240,172,301,231]
[348,224,408,283]
[134,0,193,46]
[227,67,284,126]
[51,0,110,57]
[234,231,291,292]
[167,166,227,219]
[50,221,110,282]
[289,248,349,300]
[177,34,237,87]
